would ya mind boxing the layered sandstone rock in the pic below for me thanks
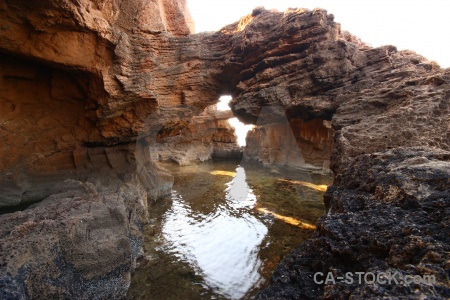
[224,8,450,300]
[150,106,242,165]
[0,0,194,298]
[1,1,449,299]
[244,108,333,172]
[0,0,198,208]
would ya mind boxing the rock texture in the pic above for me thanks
[0,0,196,207]
[1,1,449,299]
[244,108,333,172]
[150,105,242,165]
[0,0,195,298]
[225,8,450,300]
[259,148,450,299]
[1,176,146,299]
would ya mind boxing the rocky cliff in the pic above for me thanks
[0,0,197,298]
[0,1,449,299]
[232,9,450,300]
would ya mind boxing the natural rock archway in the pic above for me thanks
[0,1,449,299]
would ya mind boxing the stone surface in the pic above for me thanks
[150,105,242,165]
[258,148,450,299]
[0,151,149,299]
[0,54,102,207]
[244,108,333,172]
[1,2,449,299]
[0,0,194,296]
[0,0,216,206]
[225,8,450,300]
[0,140,177,298]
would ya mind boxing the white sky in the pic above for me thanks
[217,96,253,146]
[188,0,450,68]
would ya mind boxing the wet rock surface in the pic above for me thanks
[258,148,450,299]
[0,179,143,299]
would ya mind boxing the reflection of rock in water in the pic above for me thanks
[128,159,332,299]
[162,166,267,299]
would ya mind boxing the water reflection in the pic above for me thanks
[128,160,333,299]
[161,167,267,299]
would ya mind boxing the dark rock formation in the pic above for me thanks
[228,8,450,300]
[258,148,450,299]
[1,1,449,299]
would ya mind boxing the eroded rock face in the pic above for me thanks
[0,177,145,299]
[0,54,102,207]
[0,0,195,297]
[258,148,450,299]
[226,9,450,300]
[244,117,333,172]
[150,106,242,165]
[0,0,221,205]
[1,2,449,299]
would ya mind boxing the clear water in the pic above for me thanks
[128,159,333,300]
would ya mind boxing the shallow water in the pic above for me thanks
[128,159,333,299]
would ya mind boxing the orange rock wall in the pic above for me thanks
[245,119,333,170]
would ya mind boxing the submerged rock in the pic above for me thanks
[258,148,450,299]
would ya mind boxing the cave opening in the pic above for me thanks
[131,100,335,299]
[216,95,254,147]
[0,53,104,210]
